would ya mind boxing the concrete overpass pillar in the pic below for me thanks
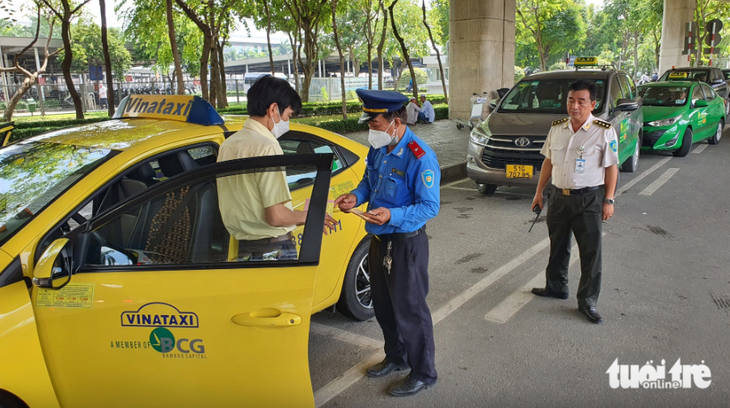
[658,0,695,74]
[449,0,515,119]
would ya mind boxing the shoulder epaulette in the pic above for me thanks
[408,141,426,159]
[552,118,569,127]
[593,119,612,129]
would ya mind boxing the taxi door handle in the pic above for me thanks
[231,312,302,327]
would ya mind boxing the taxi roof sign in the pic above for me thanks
[113,95,224,126]
[668,72,689,79]
[574,57,599,67]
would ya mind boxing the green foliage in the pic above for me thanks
[397,68,427,89]
[57,20,132,81]
[515,66,525,82]
[320,86,329,102]
[428,0,449,49]
[347,90,357,100]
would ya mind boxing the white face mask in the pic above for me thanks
[271,108,290,139]
[368,120,398,149]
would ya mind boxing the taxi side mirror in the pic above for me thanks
[489,99,499,110]
[33,238,72,289]
[694,100,709,108]
[614,99,639,112]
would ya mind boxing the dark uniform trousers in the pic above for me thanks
[369,230,438,385]
[545,185,604,307]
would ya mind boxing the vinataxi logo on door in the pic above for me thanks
[606,359,711,389]
[121,302,199,328]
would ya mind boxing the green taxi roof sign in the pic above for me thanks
[574,57,599,67]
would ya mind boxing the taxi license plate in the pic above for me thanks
[506,164,533,179]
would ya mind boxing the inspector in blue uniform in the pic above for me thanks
[334,89,440,397]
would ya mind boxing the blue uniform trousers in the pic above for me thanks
[369,230,438,385]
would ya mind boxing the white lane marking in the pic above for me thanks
[484,273,545,324]
[638,168,680,196]
[441,177,470,189]
[314,237,550,407]
[616,156,672,196]
[692,144,708,154]
[448,186,479,192]
[310,322,383,349]
[314,350,384,407]
[432,237,550,324]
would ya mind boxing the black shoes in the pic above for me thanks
[579,305,603,324]
[366,359,409,378]
[531,287,569,300]
[389,374,431,397]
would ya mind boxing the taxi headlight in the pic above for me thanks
[470,125,491,146]
[648,115,681,127]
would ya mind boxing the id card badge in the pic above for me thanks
[575,159,586,173]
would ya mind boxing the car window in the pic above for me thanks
[618,75,633,99]
[35,143,219,261]
[691,85,704,104]
[724,71,730,80]
[499,78,606,114]
[82,163,321,266]
[638,86,689,107]
[279,137,344,190]
[700,83,716,100]
[610,78,622,107]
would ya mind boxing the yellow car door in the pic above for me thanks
[31,154,334,408]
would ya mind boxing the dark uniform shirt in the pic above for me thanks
[351,127,440,234]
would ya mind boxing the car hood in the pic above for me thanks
[485,112,569,137]
[641,105,686,123]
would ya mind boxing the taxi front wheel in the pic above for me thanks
[337,237,375,321]
[0,390,28,408]
[477,183,498,195]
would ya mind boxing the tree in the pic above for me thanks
[330,0,347,119]
[0,3,62,121]
[282,0,330,102]
[385,0,428,92]
[41,0,92,119]
[422,0,446,102]
[99,0,115,115]
[428,0,448,49]
[376,0,387,89]
[166,0,185,94]
[693,0,730,66]
[60,21,132,82]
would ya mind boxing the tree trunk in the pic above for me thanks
[388,0,417,98]
[394,60,405,91]
[217,38,228,108]
[330,0,347,119]
[264,0,275,75]
[422,0,447,102]
[59,4,83,119]
[633,32,639,79]
[99,0,115,115]
[376,1,387,90]
[166,0,185,95]
[209,39,221,109]
[200,35,211,102]
[300,21,318,103]
[3,76,37,121]
[287,31,300,92]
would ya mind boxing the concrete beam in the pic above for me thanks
[449,0,516,120]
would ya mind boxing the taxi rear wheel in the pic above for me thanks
[621,136,640,173]
[336,237,375,321]
[708,121,723,145]
[673,129,692,157]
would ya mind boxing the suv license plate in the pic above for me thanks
[506,164,533,179]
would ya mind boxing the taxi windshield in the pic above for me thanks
[0,142,114,246]
[499,79,606,114]
[639,86,690,107]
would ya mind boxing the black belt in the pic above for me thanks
[244,232,293,246]
[374,226,425,243]
[555,185,603,196]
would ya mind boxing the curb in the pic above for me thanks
[440,161,467,185]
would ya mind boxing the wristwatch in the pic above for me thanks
[604,198,615,205]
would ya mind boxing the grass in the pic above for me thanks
[11,111,110,124]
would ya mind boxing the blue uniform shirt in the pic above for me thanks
[351,127,441,235]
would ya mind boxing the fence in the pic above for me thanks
[0,75,399,116]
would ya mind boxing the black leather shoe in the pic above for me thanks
[366,359,409,378]
[389,375,432,397]
[531,287,569,300]
[579,305,603,324]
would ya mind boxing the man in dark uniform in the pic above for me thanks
[530,80,619,324]
[334,89,440,396]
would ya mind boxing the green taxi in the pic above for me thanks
[638,78,725,157]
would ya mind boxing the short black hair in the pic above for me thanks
[376,106,408,124]
[568,80,598,101]
[247,75,302,117]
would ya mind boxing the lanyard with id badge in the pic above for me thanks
[575,145,586,173]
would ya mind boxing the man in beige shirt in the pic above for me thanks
[217,75,334,259]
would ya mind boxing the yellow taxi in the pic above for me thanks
[0,95,371,407]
